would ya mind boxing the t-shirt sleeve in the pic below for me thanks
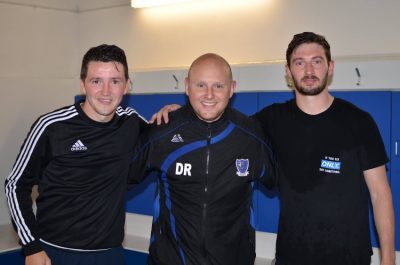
[357,112,389,171]
[251,105,275,141]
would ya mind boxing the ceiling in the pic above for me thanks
[0,0,131,12]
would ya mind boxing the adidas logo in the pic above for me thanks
[71,140,88,151]
[171,134,184,143]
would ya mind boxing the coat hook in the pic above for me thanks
[355,67,361,86]
[172,74,179,89]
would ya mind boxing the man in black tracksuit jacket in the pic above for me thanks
[5,45,147,265]
[129,53,278,265]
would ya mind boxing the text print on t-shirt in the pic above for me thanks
[319,156,341,174]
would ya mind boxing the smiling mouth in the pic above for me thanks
[99,98,112,104]
[201,102,217,106]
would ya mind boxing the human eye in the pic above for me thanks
[112,78,123,85]
[312,58,324,68]
[293,60,305,68]
[314,58,322,64]
[196,82,206,88]
[91,78,101,85]
[214,83,224,89]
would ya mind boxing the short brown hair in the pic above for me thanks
[286,32,331,66]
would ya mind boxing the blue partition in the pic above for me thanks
[391,92,400,250]
[230,92,259,115]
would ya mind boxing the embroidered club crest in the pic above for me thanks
[236,159,249,177]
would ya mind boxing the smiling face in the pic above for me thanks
[185,55,235,123]
[80,61,129,122]
[286,42,334,96]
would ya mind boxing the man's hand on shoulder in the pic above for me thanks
[149,104,182,125]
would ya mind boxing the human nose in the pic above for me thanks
[205,86,214,99]
[101,82,111,96]
[304,61,314,74]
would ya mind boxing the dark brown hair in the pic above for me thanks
[286,32,331,66]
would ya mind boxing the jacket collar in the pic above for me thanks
[182,104,230,130]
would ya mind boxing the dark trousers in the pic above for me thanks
[274,258,371,265]
[42,242,125,265]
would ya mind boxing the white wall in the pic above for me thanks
[78,0,400,94]
[78,0,400,70]
[130,58,400,94]
[0,2,79,225]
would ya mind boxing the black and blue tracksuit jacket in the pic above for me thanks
[129,105,278,265]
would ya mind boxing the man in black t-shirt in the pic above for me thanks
[253,32,395,265]
[151,32,396,265]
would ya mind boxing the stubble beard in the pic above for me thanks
[292,72,329,96]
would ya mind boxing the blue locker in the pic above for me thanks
[391,92,400,250]
[230,92,259,115]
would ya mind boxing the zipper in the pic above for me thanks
[201,124,212,264]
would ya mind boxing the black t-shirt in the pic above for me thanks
[253,98,388,265]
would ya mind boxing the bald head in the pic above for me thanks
[188,53,233,81]
[185,53,236,123]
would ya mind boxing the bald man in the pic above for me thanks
[128,53,279,265]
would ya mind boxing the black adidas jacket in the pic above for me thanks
[129,105,278,265]
[5,102,147,256]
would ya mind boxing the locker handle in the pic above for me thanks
[396,140,399,157]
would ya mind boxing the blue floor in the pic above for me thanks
[0,249,148,264]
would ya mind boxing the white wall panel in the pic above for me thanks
[0,3,78,225]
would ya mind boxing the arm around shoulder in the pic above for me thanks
[149,104,182,125]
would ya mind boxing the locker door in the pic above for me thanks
[391,91,400,250]
[230,92,259,115]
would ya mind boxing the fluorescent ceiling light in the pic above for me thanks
[131,0,195,8]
